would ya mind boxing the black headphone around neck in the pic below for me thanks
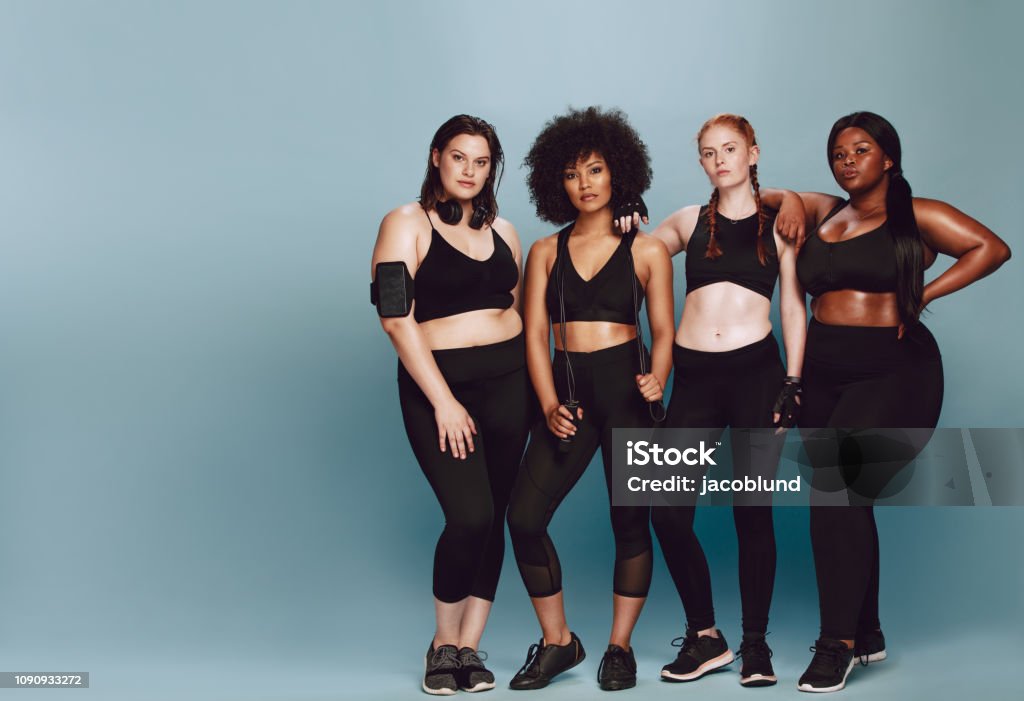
[436,199,490,230]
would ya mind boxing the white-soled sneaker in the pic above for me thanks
[797,639,854,693]
[854,630,887,665]
[661,629,734,682]
[423,644,460,696]
[457,647,495,692]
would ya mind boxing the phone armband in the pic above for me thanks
[370,261,415,318]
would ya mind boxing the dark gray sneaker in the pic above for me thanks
[797,638,855,693]
[597,644,637,691]
[457,647,495,692]
[853,630,887,665]
[509,632,586,690]
[423,644,460,696]
[661,629,734,682]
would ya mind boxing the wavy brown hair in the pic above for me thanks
[419,114,504,227]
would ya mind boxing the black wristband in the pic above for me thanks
[613,195,648,234]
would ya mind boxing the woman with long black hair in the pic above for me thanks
[505,106,674,692]
[371,115,532,695]
[783,111,1010,693]
[649,114,806,688]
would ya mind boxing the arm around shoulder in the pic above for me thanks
[651,205,700,256]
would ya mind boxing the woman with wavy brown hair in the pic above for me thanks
[371,115,532,695]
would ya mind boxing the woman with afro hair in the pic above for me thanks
[506,107,674,692]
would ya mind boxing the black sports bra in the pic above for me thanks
[544,224,644,325]
[797,201,899,297]
[685,206,779,299]
[414,210,519,323]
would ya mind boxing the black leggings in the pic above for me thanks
[800,319,943,640]
[507,339,654,599]
[398,334,532,604]
[651,334,785,635]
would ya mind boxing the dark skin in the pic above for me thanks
[766,127,1011,334]
[764,127,1011,650]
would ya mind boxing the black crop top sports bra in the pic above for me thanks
[413,209,519,323]
[685,206,780,299]
[797,201,899,297]
[544,224,644,325]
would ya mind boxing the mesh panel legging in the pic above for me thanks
[651,334,786,634]
[800,319,943,640]
[398,333,532,604]
[507,339,654,598]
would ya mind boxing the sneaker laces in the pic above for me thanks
[855,631,882,666]
[460,648,487,670]
[670,630,707,661]
[430,645,462,672]
[515,642,542,679]
[807,642,849,676]
[597,646,633,681]
[739,635,773,662]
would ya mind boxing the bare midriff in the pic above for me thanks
[552,321,637,353]
[676,282,772,351]
[419,308,523,350]
[811,290,901,327]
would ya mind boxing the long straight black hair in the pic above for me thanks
[419,115,504,228]
[828,111,923,325]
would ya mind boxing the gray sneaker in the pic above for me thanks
[457,647,496,692]
[423,644,460,696]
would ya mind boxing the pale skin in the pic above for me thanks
[522,152,675,650]
[652,124,807,422]
[649,124,808,639]
[371,133,525,651]
[764,126,1011,648]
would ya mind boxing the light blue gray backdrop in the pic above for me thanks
[1,1,1021,700]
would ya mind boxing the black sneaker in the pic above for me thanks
[660,629,735,682]
[797,639,855,693]
[423,644,460,696]
[738,633,777,687]
[853,630,887,665]
[597,644,637,691]
[509,632,586,690]
[456,647,495,693]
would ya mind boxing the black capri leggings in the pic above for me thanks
[651,334,785,635]
[398,333,532,604]
[507,339,654,599]
[800,319,943,640]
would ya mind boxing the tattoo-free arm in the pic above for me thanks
[914,198,1011,308]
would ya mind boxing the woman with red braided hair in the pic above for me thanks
[649,114,807,688]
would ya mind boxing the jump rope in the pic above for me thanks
[555,223,667,452]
